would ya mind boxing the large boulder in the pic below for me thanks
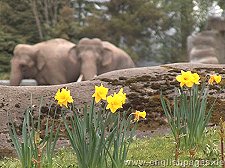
[1,63,225,157]
[187,31,225,64]
[188,16,225,64]
[206,16,225,32]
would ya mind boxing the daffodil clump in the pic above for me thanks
[161,70,222,160]
[8,98,60,168]
[92,85,146,121]
[55,84,146,168]
[92,84,126,113]
[9,83,145,168]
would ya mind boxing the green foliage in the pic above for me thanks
[0,72,10,80]
[0,1,31,74]
[0,0,39,43]
[0,27,24,74]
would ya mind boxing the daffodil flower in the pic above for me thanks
[176,70,200,88]
[118,88,126,104]
[106,93,123,113]
[176,70,194,87]
[132,110,146,122]
[54,88,73,108]
[192,73,200,85]
[92,84,109,103]
[208,74,222,85]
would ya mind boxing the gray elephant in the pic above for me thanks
[10,38,81,85]
[69,38,135,81]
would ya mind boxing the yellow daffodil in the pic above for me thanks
[132,110,146,122]
[106,93,123,113]
[92,84,109,103]
[214,75,222,83]
[54,88,73,108]
[176,70,194,87]
[192,73,200,85]
[118,88,126,104]
[208,74,222,85]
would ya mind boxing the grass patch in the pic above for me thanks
[0,72,10,80]
[0,129,222,168]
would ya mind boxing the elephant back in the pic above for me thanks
[102,41,127,56]
[102,41,135,68]
[35,39,75,57]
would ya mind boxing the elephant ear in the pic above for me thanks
[68,45,77,58]
[36,51,46,71]
[102,47,113,66]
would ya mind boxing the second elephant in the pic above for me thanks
[69,38,135,81]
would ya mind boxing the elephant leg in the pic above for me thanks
[10,61,23,86]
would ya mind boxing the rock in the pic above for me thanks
[206,16,225,32]
[1,63,225,157]
[187,31,225,64]
[188,16,225,64]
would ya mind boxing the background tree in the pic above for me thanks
[155,0,194,63]
[79,0,167,61]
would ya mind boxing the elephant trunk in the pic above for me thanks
[81,61,97,81]
[10,61,23,86]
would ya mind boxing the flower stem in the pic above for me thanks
[221,137,224,168]
[219,118,225,168]
[175,135,180,161]
[37,146,42,168]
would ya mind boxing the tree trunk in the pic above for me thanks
[180,0,194,62]
[31,0,44,40]
[53,0,58,26]
[44,0,50,26]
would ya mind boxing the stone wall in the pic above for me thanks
[1,63,225,157]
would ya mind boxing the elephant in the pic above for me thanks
[10,38,81,85]
[68,38,135,81]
